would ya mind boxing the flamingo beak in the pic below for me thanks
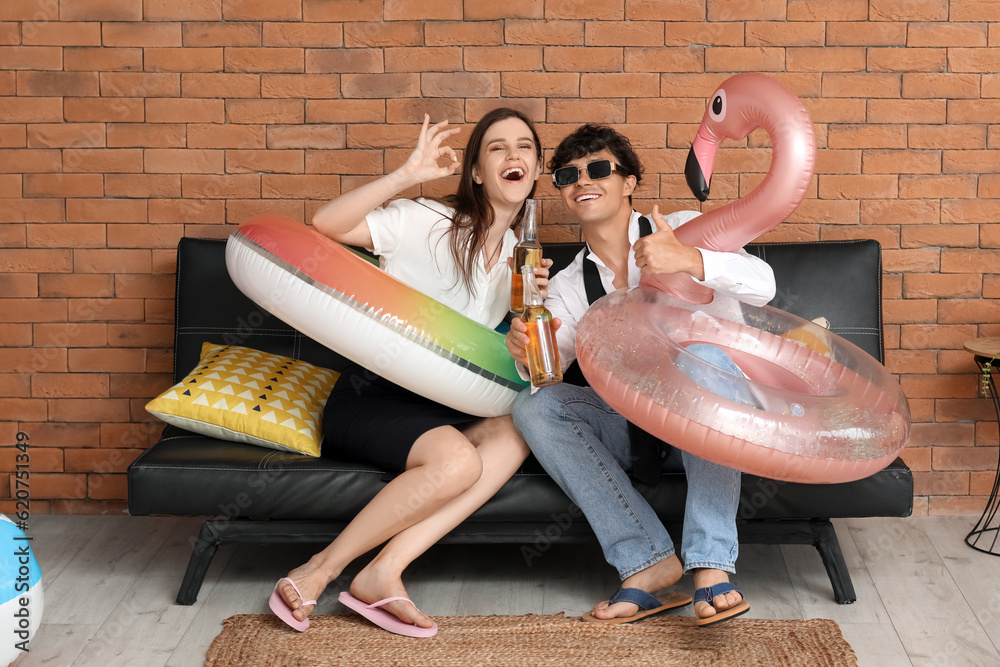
[685,147,709,202]
[686,129,718,202]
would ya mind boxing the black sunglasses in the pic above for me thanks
[551,159,626,188]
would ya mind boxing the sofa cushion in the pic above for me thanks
[127,425,913,522]
[146,342,339,457]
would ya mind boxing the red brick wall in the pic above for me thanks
[1,1,998,516]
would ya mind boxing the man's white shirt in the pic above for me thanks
[542,209,776,374]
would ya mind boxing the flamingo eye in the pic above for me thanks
[709,89,727,122]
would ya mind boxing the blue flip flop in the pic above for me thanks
[582,587,692,624]
[694,582,750,627]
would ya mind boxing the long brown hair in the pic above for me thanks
[437,107,542,295]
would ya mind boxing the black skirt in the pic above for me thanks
[321,363,477,475]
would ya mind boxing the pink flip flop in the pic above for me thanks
[269,577,318,632]
[338,591,438,638]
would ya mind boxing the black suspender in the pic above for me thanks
[562,214,653,386]
[576,214,664,487]
[582,215,653,306]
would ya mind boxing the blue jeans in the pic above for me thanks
[512,344,744,580]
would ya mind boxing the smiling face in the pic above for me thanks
[471,116,541,210]
[556,148,636,230]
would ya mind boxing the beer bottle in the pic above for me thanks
[510,199,542,313]
[520,264,562,387]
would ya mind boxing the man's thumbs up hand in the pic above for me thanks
[633,205,705,279]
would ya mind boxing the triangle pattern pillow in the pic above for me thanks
[146,342,340,457]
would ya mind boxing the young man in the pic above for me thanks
[506,124,775,626]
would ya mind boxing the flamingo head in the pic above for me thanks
[685,73,812,203]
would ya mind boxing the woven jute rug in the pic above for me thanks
[204,613,858,666]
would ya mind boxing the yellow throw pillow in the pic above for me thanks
[146,343,340,457]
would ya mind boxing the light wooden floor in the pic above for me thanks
[14,514,1000,666]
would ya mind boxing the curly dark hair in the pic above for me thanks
[548,124,643,203]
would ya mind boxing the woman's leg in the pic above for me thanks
[350,415,530,627]
[275,423,486,624]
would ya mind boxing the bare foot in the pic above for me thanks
[692,568,742,620]
[589,554,684,620]
[350,562,435,629]
[278,559,333,623]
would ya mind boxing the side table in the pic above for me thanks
[964,337,1000,555]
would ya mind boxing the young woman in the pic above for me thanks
[269,109,546,637]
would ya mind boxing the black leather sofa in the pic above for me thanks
[127,235,913,606]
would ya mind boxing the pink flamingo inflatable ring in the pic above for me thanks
[576,73,910,484]
[225,215,528,418]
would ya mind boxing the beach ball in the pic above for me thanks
[0,515,43,665]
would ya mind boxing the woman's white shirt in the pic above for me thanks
[365,197,516,328]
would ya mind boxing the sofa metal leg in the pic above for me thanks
[813,520,857,605]
[174,519,353,605]
[738,518,857,605]
[171,516,859,605]
[176,521,221,605]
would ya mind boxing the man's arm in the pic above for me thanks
[697,247,775,307]
[633,206,775,307]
